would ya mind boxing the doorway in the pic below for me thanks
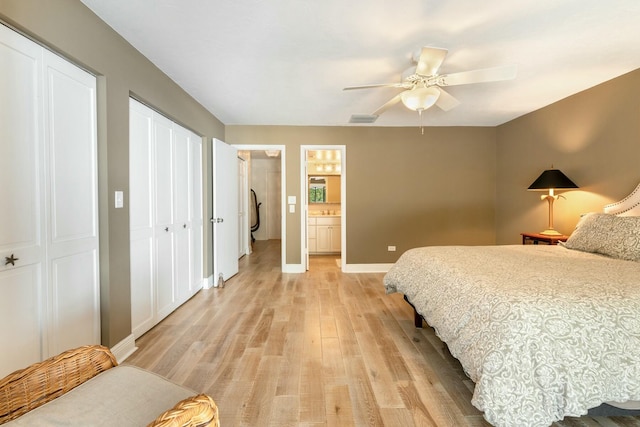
[234,144,286,272]
[301,145,346,271]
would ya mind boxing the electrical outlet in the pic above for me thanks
[387,246,396,252]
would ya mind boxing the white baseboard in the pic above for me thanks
[342,263,394,273]
[204,263,390,277]
[194,277,206,292]
[283,263,305,273]
[203,275,214,289]
[110,334,137,363]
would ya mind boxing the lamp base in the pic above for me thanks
[539,228,563,236]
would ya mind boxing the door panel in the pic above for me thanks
[0,25,42,261]
[46,55,98,243]
[331,225,342,252]
[174,128,190,224]
[1,25,47,377]
[213,139,238,282]
[129,99,155,338]
[153,116,175,317]
[173,127,192,303]
[129,103,153,231]
[0,267,42,377]
[174,230,191,303]
[191,136,203,291]
[316,226,332,252]
[154,117,174,227]
[50,250,99,355]
[44,49,100,352]
[155,232,175,319]
[130,236,154,337]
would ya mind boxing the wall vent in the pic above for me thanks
[349,114,378,124]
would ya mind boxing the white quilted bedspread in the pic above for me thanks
[383,245,640,427]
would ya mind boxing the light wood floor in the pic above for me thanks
[126,240,640,427]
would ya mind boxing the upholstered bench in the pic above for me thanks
[0,345,218,426]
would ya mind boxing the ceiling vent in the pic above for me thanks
[349,114,378,124]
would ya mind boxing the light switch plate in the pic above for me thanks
[289,204,295,213]
[115,191,124,208]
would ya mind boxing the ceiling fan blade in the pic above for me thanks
[438,64,517,86]
[372,93,402,116]
[435,88,460,111]
[343,83,407,91]
[415,47,448,77]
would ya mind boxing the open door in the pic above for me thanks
[212,138,239,285]
[303,156,310,270]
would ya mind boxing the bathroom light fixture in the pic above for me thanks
[528,168,578,236]
[264,150,280,157]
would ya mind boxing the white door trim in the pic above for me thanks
[232,144,287,272]
[300,145,346,271]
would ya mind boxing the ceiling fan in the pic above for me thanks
[344,47,517,119]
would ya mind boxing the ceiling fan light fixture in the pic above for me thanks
[400,87,440,111]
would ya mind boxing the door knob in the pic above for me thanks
[164,227,169,232]
[4,254,19,266]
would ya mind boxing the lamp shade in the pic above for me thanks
[528,169,578,190]
[400,87,440,111]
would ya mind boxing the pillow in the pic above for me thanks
[562,212,640,261]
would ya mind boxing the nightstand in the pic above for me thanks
[521,232,568,245]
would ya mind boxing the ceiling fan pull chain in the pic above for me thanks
[419,109,424,135]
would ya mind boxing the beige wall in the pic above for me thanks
[226,126,498,264]
[0,0,225,347]
[496,68,640,244]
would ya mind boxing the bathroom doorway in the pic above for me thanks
[301,145,346,271]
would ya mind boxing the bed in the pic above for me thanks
[383,184,640,427]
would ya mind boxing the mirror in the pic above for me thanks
[309,175,340,203]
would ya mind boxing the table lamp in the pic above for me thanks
[528,168,578,236]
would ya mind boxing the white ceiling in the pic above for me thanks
[81,0,640,128]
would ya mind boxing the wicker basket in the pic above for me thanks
[0,345,117,424]
[147,393,219,427]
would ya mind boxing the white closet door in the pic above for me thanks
[153,115,176,320]
[0,25,98,376]
[173,126,192,304]
[0,24,46,377]
[129,100,155,338]
[44,51,100,355]
[191,134,203,292]
[129,100,203,338]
